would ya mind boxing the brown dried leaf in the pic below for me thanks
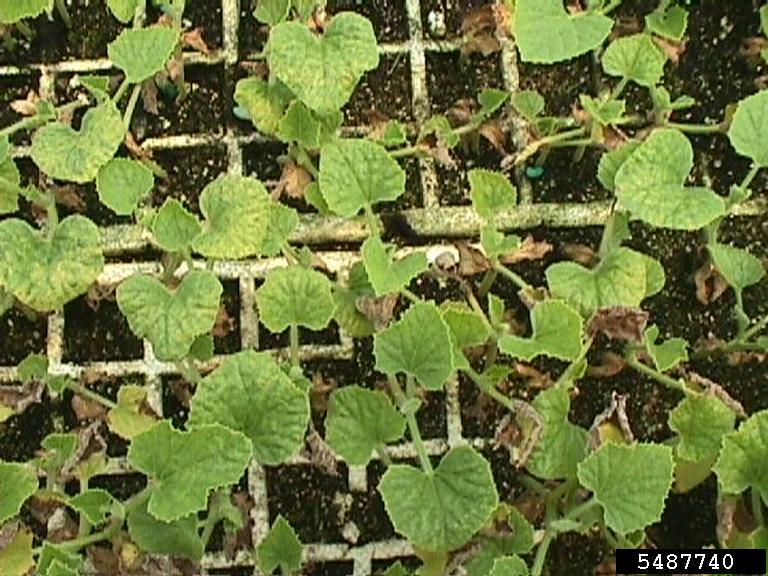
[653,36,687,65]
[72,394,108,422]
[478,120,507,153]
[310,373,336,414]
[561,242,596,266]
[456,242,491,276]
[588,391,634,449]
[10,91,40,117]
[501,235,553,265]
[514,363,553,389]
[0,521,20,550]
[223,491,254,559]
[685,371,747,418]
[587,352,627,378]
[461,5,497,35]
[26,494,66,527]
[87,546,122,576]
[86,283,116,311]
[462,34,502,56]
[494,399,542,469]
[47,506,78,543]
[61,421,108,480]
[0,380,44,416]
[727,350,768,364]
[182,28,212,55]
[141,79,160,116]
[306,429,339,476]
[695,262,729,305]
[274,162,313,201]
[212,305,235,338]
[426,142,457,168]
[54,185,86,212]
[587,306,649,343]
[355,294,398,331]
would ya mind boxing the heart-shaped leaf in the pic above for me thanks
[669,395,735,463]
[708,243,765,294]
[188,351,309,465]
[234,77,293,135]
[0,0,51,24]
[31,103,125,183]
[645,5,688,41]
[378,445,498,551]
[361,236,428,297]
[643,325,687,372]
[0,526,35,576]
[68,489,122,525]
[151,198,201,253]
[319,138,406,217]
[469,169,517,221]
[374,302,455,390]
[514,0,613,64]
[499,300,583,362]
[106,0,140,23]
[0,216,104,312]
[192,175,272,259]
[714,409,768,504]
[258,516,303,575]
[116,270,223,361]
[728,90,768,166]
[326,386,405,466]
[267,12,379,114]
[602,33,667,88]
[96,158,154,215]
[127,421,252,522]
[614,129,726,230]
[0,461,38,524]
[108,27,180,84]
[127,498,204,561]
[577,443,674,535]
[106,385,158,440]
[255,266,336,333]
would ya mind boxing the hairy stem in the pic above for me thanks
[515,127,588,166]
[388,376,433,474]
[66,381,118,410]
[289,323,300,368]
[662,121,723,134]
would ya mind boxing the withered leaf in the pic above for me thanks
[274,162,313,201]
[355,294,398,331]
[478,120,507,153]
[560,242,596,266]
[695,262,729,305]
[587,352,627,378]
[456,242,491,276]
[182,28,212,55]
[72,394,108,422]
[306,429,339,477]
[501,235,553,265]
[588,391,634,450]
[10,91,40,117]
[0,380,44,416]
[587,306,649,343]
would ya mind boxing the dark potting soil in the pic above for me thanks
[547,532,608,576]
[0,72,40,146]
[215,280,242,355]
[62,294,144,363]
[304,561,354,576]
[132,64,227,140]
[436,140,506,206]
[426,50,504,115]
[162,374,192,430]
[238,0,270,60]
[0,393,55,461]
[151,143,229,214]
[419,0,494,40]
[0,0,123,65]
[0,307,47,366]
[327,0,410,44]
[345,53,415,125]
[529,148,612,204]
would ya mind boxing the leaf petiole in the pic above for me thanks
[625,349,685,393]
[387,376,433,474]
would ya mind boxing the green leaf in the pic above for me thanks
[714,409,768,503]
[37,544,82,576]
[379,445,499,552]
[0,137,21,214]
[475,89,510,122]
[326,386,405,466]
[36,433,77,478]
[374,302,454,391]
[580,94,626,126]
[106,0,139,23]
[441,302,492,350]
[267,12,379,114]
[491,556,529,576]
[361,236,428,297]
[188,351,309,465]
[254,0,290,25]
[234,78,294,135]
[643,325,687,372]
[128,421,252,522]
[469,169,517,221]
[383,562,410,576]
[116,270,223,361]
[602,33,667,87]
[319,138,406,217]
[526,387,588,480]
[332,262,376,338]
[0,461,38,524]
[645,5,688,41]
[108,27,180,84]
[278,101,343,149]
[669,395,736,463]
[708,243,765,293]
[255,266,335,333]
[127,497,204,561]
[0,0,51,24]
[615,129,725,229]
[466,507,535,576]
[0,527,35,576]
[546,247,664,317]
[68,489,121,525]
[31,103,125,183]
[511,90,545,121]
[370,120,408,148]
[597,142,640,192]
[106,385,157,440]
[193,175,272,259]
[0,216,104,312]
[480,226,521,261]
[151,198,201,253]
[577,442,674,535]
[258,515,303,575]
[762,5,768,36]
[96,158,153,215]
[262,203,300,258]
[499,300,583,362]
[513,0,613,64]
